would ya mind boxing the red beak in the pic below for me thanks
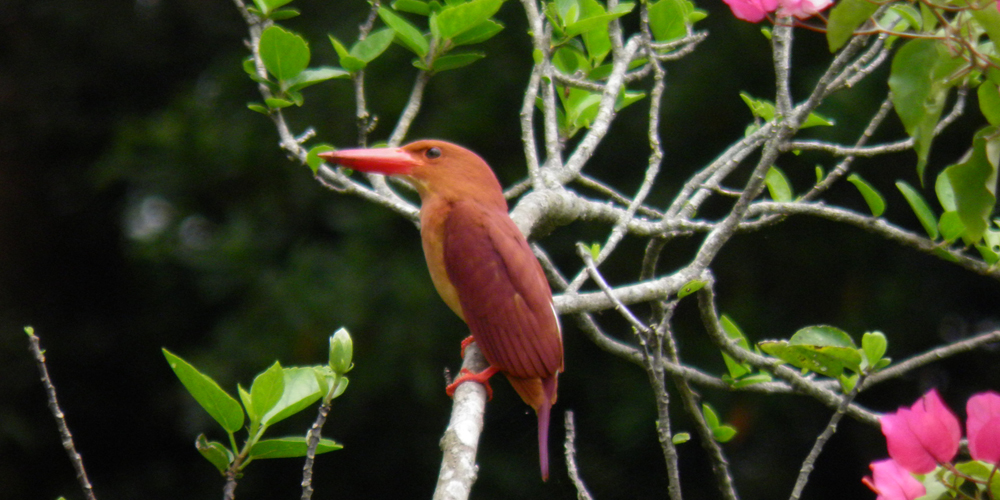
[318,147,419,175]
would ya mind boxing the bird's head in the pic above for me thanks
[319,140,506,206]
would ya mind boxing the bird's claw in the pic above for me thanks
[459,336,476,357]
[446,365,500,400]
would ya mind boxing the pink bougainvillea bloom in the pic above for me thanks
[863,459,926,500]
[880,389,961,474]
[776,0,833,19]
[967,391,1000,463]
[722,0,778,22]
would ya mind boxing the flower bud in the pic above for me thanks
[328,328,354,375]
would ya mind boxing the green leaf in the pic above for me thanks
[740,93,774,121]
[196,434,234,473]
[888,4,921,31]
[677,279,706,299]
[702,403,720,428]
[307,144,336,174]
[701,404,737,442]
[760,326,862,377]
[587,242,601,260]
[379,7,430,57]
[847,173,886,217]
[249,437,343,459]
[936,170,957,212]
[268,8,300,20]
[559,86,602,137]
[393,0,431,15]
[353,28,397,63]
[553,45,588,74]
[247,103,270,115]
[252,0,295,16]
[287,67,350,92]
[889,39,964,182]
[979,81,1000,126]
[260,367,323,427]
[977,228,1000,264]
[940,126,1000,243]
[671,432,691,444]
[431,52,486,72]
[969,6,1000,55]
[259,26,311,83]
[765,166,793,202]
[801,110,835,128]
[163,349,244,433]
[433,0,504,41]
[826,0,879,52]
[839,372,859,393]
[250,361,285,423]
[563,3,634,39]
[719,314,752,378]
[451,19,504,46]
[264,97,294,109]
[649,0,693,43]
[790,325,856,347]
[861,331,887,372]
[330,35,366,73]
[616,90,645,111]
[731,373,773,388]
[938,211,966,243]
[555,0,580,26]
[242,57,269,84]
[577,0,611,65]
[896,180,939,239]
[238,384,255,424]
[712,424,737,442]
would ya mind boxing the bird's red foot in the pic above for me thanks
[446,365,500,400]
[459,335,476,357]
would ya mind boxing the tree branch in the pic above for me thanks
[432,343,490,500]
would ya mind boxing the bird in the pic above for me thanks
[319,140,563,480]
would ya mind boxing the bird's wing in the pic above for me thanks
[443,200,563,380]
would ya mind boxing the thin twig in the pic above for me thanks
[564,411,595,500]
[388,70,431,147]
[26,327,98,500]
[300,399,333,500]
[788,377,864,500]
[863,329,1000,388]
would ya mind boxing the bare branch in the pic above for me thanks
[772,23,794,120]
[747,201,1000,280]
[388,70,432,147]
[863,329,1000,389]
[788,378,864,500]
[564,411,595,500]
[26,327,98,500]
[300,399,332,500]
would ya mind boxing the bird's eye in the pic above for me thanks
[425,147,442,159]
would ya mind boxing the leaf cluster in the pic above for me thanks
[162,328,353,475]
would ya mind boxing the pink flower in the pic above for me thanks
[776,0,833,19]
[863,459,926,500]
[880,389,961,473]
[722,0,778,22]
[967,391,1000,463]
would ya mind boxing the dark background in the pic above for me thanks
[2,0,999,499]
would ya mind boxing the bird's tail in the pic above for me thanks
[507,374,559,481]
